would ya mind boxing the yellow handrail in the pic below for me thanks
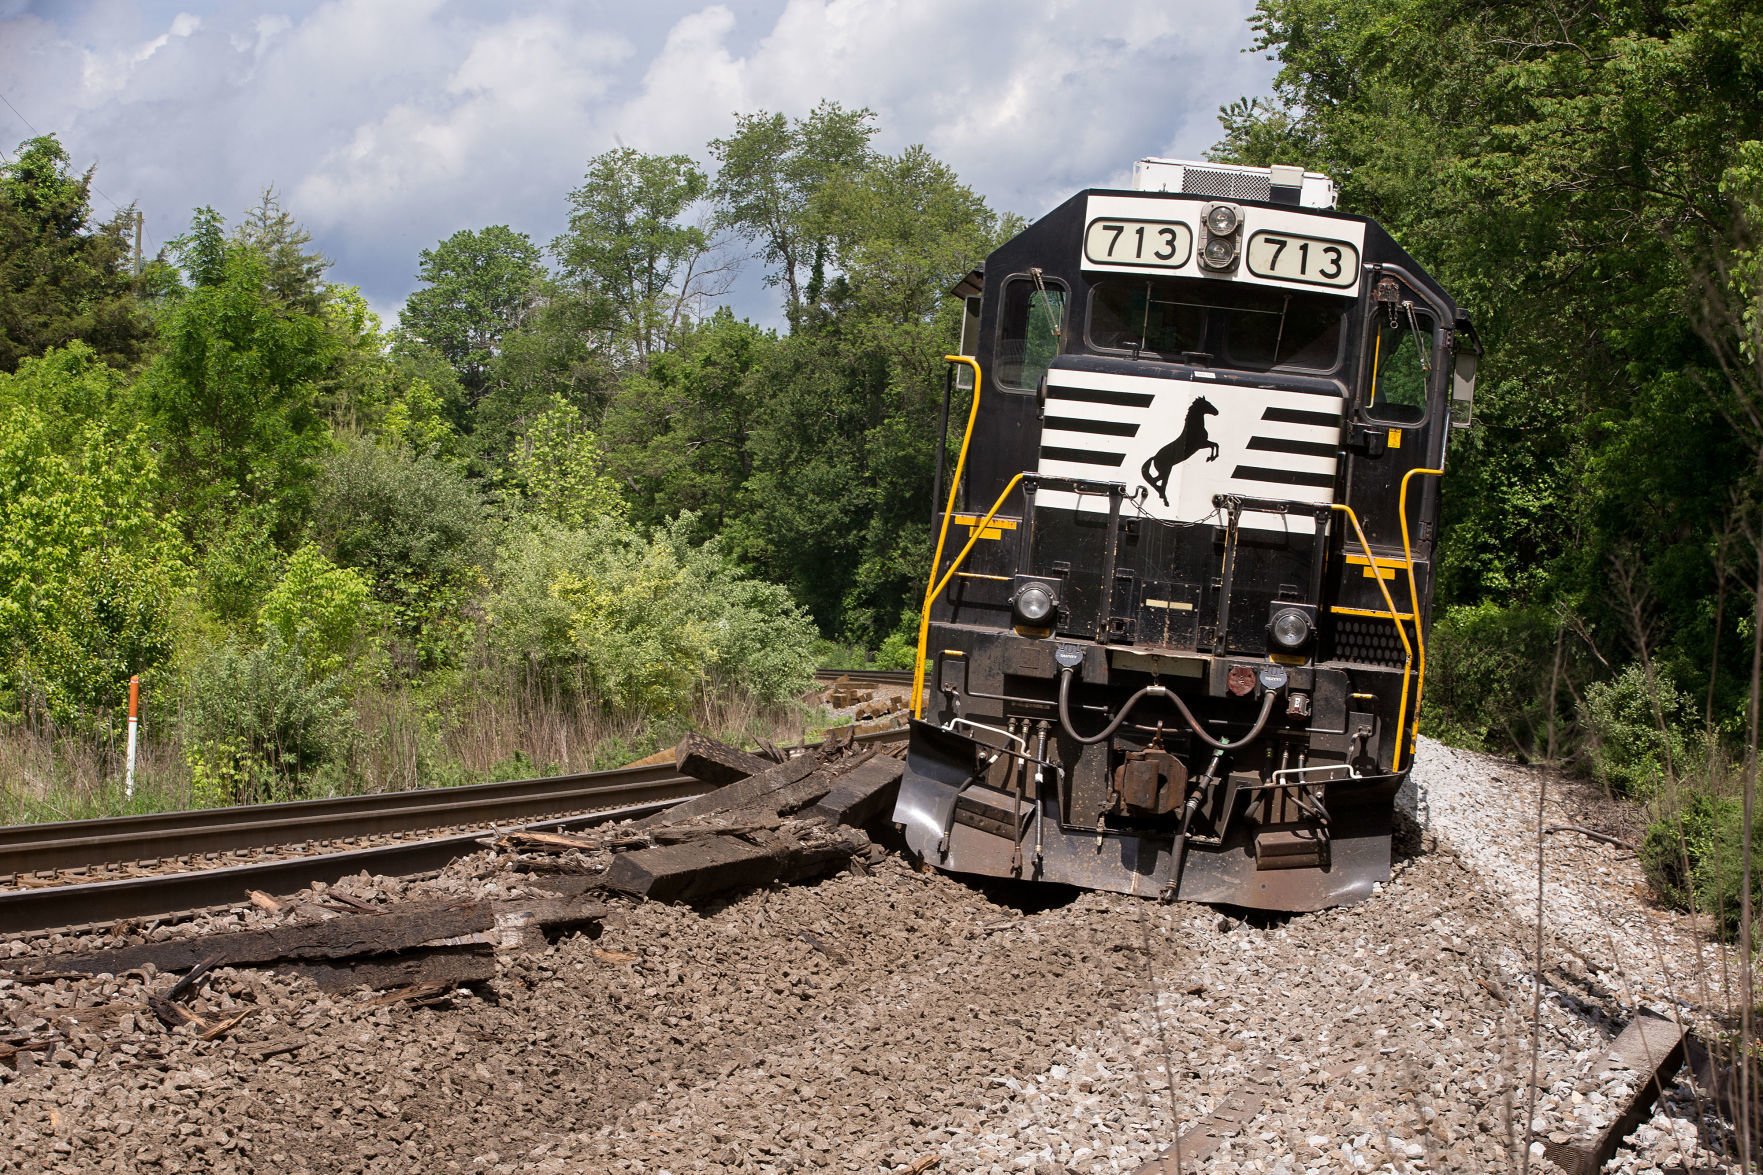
[912,473,1026,718]
[1330,503,1417,772]
[913,356,984,717]
[1398,466,1445,759]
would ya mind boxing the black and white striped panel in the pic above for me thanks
[1036,370,1343,532]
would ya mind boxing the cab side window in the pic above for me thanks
[1365,306,1433,425]
[996,276,1066,392]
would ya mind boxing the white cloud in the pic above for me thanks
[76,9,199,98]
[603,0,1274,222]
[0,0,1275,315]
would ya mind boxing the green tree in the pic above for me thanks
[236,188,329,314]
[141,207,336,538]
[1221,0,1763,741]
[600,308,772,533]
[401,225,545,404]
[0,135,151,372]
[472,287,615,462]
[505,395,627,526]
[553,148,727,367]
[0,344,188,722]
[724,145,999,642]
[710,101,876,323]
[310,436,489,672]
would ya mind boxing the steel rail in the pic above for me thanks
[0,766,690,874]
[0,791,697,937]
[813,668,912,687]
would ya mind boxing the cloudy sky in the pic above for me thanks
[0,0,1279,325]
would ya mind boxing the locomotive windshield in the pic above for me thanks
[1086,276,1347,373]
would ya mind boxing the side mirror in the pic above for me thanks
[1449,348,1477,429]
[955,296,981,390]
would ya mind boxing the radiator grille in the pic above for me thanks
[1182,167,1272,202]
[1327,616,1406,668]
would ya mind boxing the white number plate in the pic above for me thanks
[1084,218,1193,268]
[1245,231,1358,288]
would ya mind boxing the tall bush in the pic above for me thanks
[0,345,188,723]
[311,436,488,672]
[180,632,351,805]
[488,515,817,715]
[1578,663,1692,799]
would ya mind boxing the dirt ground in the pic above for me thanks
[0,736,1743,1173]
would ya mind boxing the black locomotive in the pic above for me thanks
[894,159,1479,911]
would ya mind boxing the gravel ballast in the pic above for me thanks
[0,736,1746,1173]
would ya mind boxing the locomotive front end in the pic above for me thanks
[893,160,1479,911]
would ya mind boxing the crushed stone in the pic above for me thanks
[0,735,1744,1172]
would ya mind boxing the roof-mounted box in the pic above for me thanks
[1131,158,1337,210]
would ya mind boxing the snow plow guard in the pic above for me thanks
[893,719,1400,912]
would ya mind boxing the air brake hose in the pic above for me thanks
[1055,667,1279,751]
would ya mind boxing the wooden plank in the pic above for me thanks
[14,897,605,980]
[806,757,905,827]
[1135,1067,1273,1172]
[17,900,495,978]
[275,944,498,994]
[674,734,774,786]
[633,752,823,829]
[765,755,870,818]
[1542,1014,1687,1175]
[601,828,869,903]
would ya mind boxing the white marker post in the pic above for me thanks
[124,675,140,800]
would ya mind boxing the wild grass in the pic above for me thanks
[0,676,847,822]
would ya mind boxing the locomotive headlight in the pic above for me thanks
[1205,203,1240,235]
[1013,582,1056,625]
[1268,606,1314,651]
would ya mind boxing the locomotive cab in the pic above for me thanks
[894,159,1478,911]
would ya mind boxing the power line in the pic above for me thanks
[0,91,41,136]
[0,90,128,214]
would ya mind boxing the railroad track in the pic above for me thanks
[812,668,911,687]
[0,720,911,937]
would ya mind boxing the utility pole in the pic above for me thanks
[133,209,143,275]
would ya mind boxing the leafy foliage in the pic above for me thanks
[505,395,627,526]
[401,225,544,403]
[258,544,379,678]
[0,345,188,722]
[0,109,1002,807]
[488,516,818,715]
[141,207,335,538]
[310,437,488,672]
[554,149,720,367]
[1224,0,1763,730]
[0,135,151,373]
[710,101,877,323]
[181,632,351,805]
[1578,664,1693,800]
[1641,785,1761,940]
